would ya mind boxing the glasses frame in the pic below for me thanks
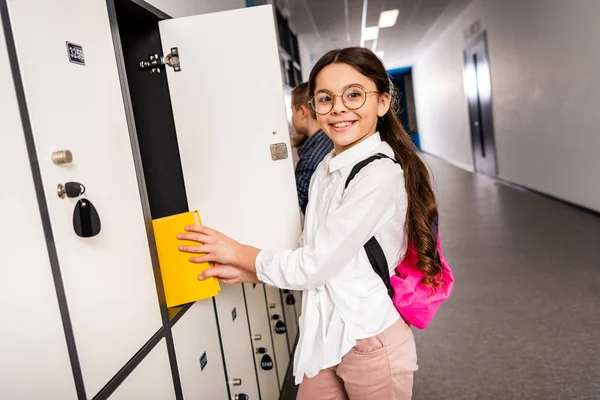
[309,87,380,115]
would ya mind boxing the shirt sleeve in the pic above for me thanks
[256,160,404,290]
[295,159,318,214]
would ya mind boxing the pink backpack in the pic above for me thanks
[345,153,455,329]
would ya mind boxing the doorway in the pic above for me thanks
[464,30,498,177]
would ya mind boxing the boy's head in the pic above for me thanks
[291,82,317,137]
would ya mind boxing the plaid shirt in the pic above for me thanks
[295,129,333,214]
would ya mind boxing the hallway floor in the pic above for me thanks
[414,154,600,399]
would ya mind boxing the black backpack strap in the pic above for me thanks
[344,153,399,190]
[344,152,399,299]
[364,237,394,298]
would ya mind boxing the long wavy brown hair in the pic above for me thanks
[308,47,443,287]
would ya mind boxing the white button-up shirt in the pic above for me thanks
[256,132,408,384]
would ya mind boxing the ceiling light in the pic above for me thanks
[378,9,399,28]
[362,26,379,42]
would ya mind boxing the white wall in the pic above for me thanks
[144,0,245,17]
[298,39,312,82]
[413,0,600,212]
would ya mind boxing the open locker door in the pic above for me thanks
[157,4,302,399]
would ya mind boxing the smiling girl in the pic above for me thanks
[178,47,441,399]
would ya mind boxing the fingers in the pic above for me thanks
[177,232,212,244]
[188,254,216,264]
[184,224,217,235]
[199,264,243,284]
[178,244,214,254]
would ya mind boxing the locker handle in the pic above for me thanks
[269,303,276,309]
[231,378,242,386]
[252,334,262,341]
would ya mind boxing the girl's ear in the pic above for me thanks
[378,92,391,117]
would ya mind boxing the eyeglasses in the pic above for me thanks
[310,87,379,115]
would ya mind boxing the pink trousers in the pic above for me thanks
[296,318,418,400]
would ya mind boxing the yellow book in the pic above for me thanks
[152,210,220,308]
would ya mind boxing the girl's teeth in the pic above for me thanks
[334,122,352,128]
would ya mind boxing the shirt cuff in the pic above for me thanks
[255,249,274,285]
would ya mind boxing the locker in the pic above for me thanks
[281,289,300,352]
[109,339,175,399]
[264,286,291,388]
[243,283,281,398]
[0,11,77,399]
[171,302,229,399]
[4,0,165,397]
[110,1,302,399]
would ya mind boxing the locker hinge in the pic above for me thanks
[139,47,181,73]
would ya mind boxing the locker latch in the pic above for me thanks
[139,47,181,73]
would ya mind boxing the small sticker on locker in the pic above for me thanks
[200,352,208,371]
[66,42,85,65]
[232,307,237,321]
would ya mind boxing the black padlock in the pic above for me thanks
[256,347,267,354]
[286,294,296,305]
[271,314,280,321]
[260,354,274,371]
[275,320,286,334]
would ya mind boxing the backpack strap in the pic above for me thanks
[344,153,399,190]
[344,153,399,299]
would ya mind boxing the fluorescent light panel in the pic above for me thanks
[378,9,399,28]
[362,26,379,41]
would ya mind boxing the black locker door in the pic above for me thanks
[464,31,498,177]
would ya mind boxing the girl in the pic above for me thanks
[178,47,441,400]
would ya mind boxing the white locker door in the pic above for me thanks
[213,284,260,399]
[6,0,163,396]
[244,283,280,399]
[171,301,229,400]
[264,286,290,388]
[158,4,302,400]
[0,13,77,399]
[109,339,175,400]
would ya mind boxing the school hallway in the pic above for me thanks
[413,154,600,399]
[279,153,600,400]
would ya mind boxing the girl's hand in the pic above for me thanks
[178,225,241,266]
[177,225,262,283]
[199,264,261,285]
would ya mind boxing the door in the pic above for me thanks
[281,289,299,351]
[158,4,302,398]
[6,0,163,396]
[0,11,77,399]
[109,339,175,399]
[464,31,498,177]
[171,301,229,400]
[264,286,291,387]
[243,283,280,399]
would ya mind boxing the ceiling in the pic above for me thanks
[278,0,472,70]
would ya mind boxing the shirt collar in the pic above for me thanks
[328,132,382,173]
[297,129,326,158]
